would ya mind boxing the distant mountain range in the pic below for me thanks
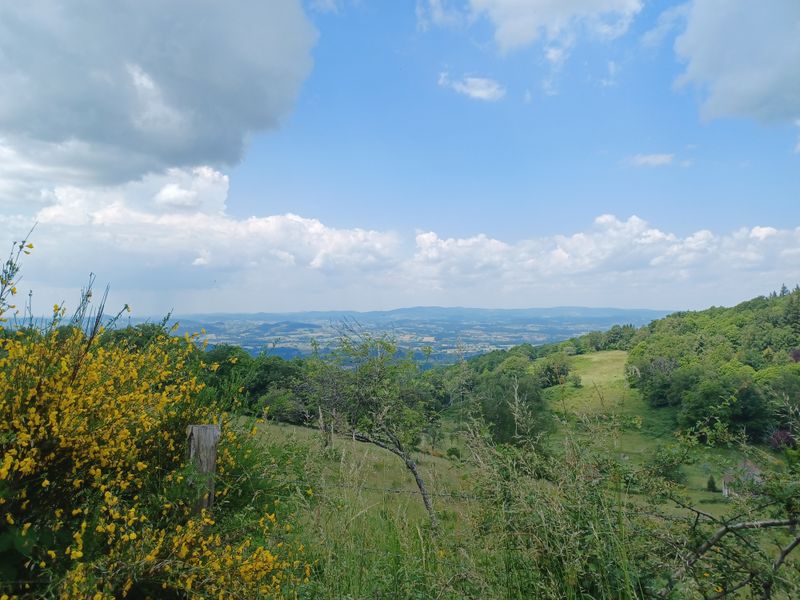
[150,306,671,363]
[174,306,669,323]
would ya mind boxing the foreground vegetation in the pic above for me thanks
[0,243,313,598]
[1,238,798,598]
[282,345,798,598]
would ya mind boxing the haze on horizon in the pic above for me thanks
[0,1,798,317]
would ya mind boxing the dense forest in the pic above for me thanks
[627,287,800,445]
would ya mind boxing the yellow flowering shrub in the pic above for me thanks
[0,242,310,598]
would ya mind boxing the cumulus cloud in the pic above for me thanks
[0,0,316,195]
[628,153,674,167]
[5,175,799,314]
[402,215,800,308]
[438,72,506,101]
[749,226,778,241]
[675,0,800,125]
[28,168,398,276]
[0,166,403,313]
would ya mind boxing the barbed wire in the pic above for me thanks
[268,478,487,500]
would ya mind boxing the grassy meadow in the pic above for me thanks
[253,350,782,598]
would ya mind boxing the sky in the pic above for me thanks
[0,0,799,315]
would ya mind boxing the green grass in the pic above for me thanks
[258,419,471,521]
[542,351,746,509]
[545,351,675,435]
[251,351,789,597]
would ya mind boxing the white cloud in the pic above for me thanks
[438,72,506,101]
[0,1,316,191]
[402,215,799,308]
[421,1,641,79]
[641,3,689,48]
[750,226,778,241]
[153,184,199,209]
[416,0,466,30]
[468,0,643,52]
[1,166,401,313]
[192,249,212,267]
[675,0,800,125]
[4,191,799,313]
[30,169,397,275]
[628,153,674,167]
[545,45,570,68]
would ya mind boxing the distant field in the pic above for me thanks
[165,306,669,361]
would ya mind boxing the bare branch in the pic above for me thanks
[663,518,798,596]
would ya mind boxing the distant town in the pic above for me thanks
[157,306,670,363]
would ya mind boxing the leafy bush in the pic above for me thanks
[0,242,311,597]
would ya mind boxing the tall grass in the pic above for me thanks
[292,423,676,600]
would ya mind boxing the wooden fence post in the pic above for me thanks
[186,424,221,511]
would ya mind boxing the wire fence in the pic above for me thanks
[300,481,485,501]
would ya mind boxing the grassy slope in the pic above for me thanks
[262,350,743,513]
[253,351,792,596]
[262,420,471,521]
[543,350,746,506]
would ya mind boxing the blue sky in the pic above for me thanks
[0,1,798,314]
[230,1,798,238]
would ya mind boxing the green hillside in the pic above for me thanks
[627,287,800,443]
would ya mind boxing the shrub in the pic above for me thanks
[768,429,796,450]
[446,446,462,460]
[0,244,311,597]
[645,445,689,484]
